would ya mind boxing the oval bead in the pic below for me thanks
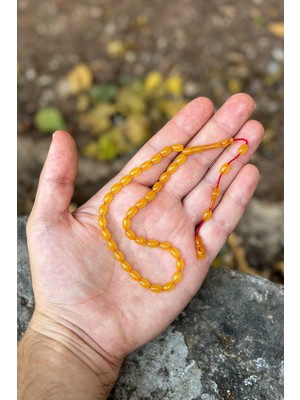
[182,148,193,155]
[103,192,113,205]
[152,181,163,192]
[202,208,213,221]
[170,247,181,258]
[172,271,182,284]
[141,161,153,170]
[160,146,172,156]
[171,144,184,152]
[107,239,117,251]
[126,207,138,218]
[114,250,124,262]
[163,282,175,291]
[220,163,230,174]
[135,236,147,245]
[130,270,141,281]
[167,163,178,174]
[159,172,170,184]
[136,198,147,209]
[129,167,142,177]
[99,204,108,216]
[175,154,187,165]
[139,278,151,289]
[150,284,163,293]
[147,240,160,248]
[238,143,248,155]
[121,261,132,272]
[122,217,131,230]
[145,190,156,201]
[212,186,221,199]
[151,153,162,164]
[176,258,185,271]
[125,230,136,240]
[159,241,172,250]
[110,183,122,194]
[101,228,111,240]
[120,175,132,186]
[98,216,107,228]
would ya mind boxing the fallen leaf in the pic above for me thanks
[106,40,128,58]
[89,84,118,103]
[144,71,164,93]
[164,74,183,97]
[34,107,66,133]
[68,63,93,95]
[267,22,284,38]
[125,115,150,146]
[97,135,118,160]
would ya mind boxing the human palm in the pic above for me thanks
[27,94,264,364]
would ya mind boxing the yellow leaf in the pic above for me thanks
[68,63,93,95]
[106,40,128,58]
[144,71,163,93]
[268,22,284,38]
[164,75,183,97]
[228,78,243,94]
[125,115,150,146]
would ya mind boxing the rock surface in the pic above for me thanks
[17,216,284,399]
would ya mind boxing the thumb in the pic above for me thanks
[31,130,78,221]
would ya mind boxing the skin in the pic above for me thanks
[18,93,264,399]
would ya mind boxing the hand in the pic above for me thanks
[21,93,264,398]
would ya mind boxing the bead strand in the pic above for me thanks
[98,137,249,292]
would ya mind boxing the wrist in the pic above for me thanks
[18,310,122,400]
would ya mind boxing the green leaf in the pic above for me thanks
[34,107,66,133]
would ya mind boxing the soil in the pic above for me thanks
[17,0,284,281]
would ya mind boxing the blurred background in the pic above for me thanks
[17,0,283,283]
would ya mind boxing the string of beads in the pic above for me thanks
[98,137,248,293]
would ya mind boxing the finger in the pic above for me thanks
[31,130,78,220]
[108,97,214,188]
[195,164,260,265]
[183,119,264,221]
[162,93,255,199]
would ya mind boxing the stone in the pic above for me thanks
[17,217,283,399]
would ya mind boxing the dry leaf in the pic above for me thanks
[68,63,93,95]
[268,22,284,38]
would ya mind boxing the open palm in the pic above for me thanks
[27,94,264,365]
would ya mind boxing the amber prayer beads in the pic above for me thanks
[98,137,248,293]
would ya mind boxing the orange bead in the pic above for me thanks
[135,236,147,245]
[110,183,122,194]
[171,144,184,152]
[212,186,221,199]
[220,163,230,174]
[98,216,107,228]
[167,163,178,174]
[139,278,151,289]
[147,239,160,248]
[125,230,136,240]
[101,228,111,240]
[136,198,147,209]
[172,271,182,284]
[145,190,156,201]
[170,247,181,259]
[160,146,172,156]
[238,143,248,155]
[122,217,131,230]
[121,261,132,272]
[129,167,141,177]
[150,284,163,293]
[195,236,206,260]
[175,154,187,165]
[99,204,108,216]
[159,241,172,250]
[202,208,213,221]
[103,192,113,205]
[176,258,185,271]
[220,138,234,147]
[159,172,170,184]
[130,270,141,281]
[151,153,163,164]
[141,161,153,170]
[114,250,124,262]
[163,282,175,291]
[152,181,163,192]
[107,239,117,251]
[120,175,132,186]
[182,148,193,155]
[126,206,138,218]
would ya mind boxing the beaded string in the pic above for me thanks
[98,137,248,293]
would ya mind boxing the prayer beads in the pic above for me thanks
[98,137,248,292]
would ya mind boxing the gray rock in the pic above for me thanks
[18,217,283,400]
